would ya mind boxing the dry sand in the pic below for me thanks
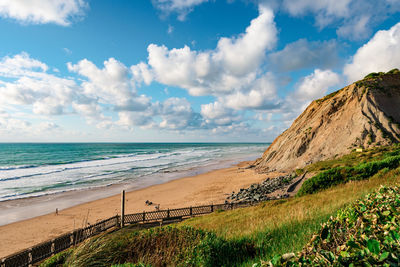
[0,161,275,258]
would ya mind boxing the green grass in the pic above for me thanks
[363,69,399,79]
[315,89,341,104]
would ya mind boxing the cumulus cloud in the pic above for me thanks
[158,97,203,130]
[151,0,208,21]
[281,0,400,40]
[0,52,48,76]
[0,110,62,140]
[281,69,341,122]
[294,69,341,104]
[344,22,400,82]
[131,62,153,85]
[269,39,339,71]
[0,0,88,26]
[201,102,241,126]
[139,6,280,112]
[283,0,351,23]
[68,58,151,112]
[336,15,371,40]
[222,72,279,110]
[0,53,78,115]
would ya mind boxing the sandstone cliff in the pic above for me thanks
[254,69,400,172]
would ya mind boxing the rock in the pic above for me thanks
[226,173,296,203]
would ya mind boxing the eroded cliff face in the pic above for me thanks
[254,71,400,173]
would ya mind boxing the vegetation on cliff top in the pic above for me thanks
[314,68,400,105]
[364,68,400,79]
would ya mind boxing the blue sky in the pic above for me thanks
[0,0,399,142]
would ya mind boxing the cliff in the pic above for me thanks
[254,69,400,172]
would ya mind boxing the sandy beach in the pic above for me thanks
[0,161,280,258]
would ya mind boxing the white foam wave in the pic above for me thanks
[0,144,267,201]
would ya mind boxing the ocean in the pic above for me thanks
[0,143,268,202]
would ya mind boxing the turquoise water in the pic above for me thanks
[0,143,268,201]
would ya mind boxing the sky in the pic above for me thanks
[0,0,399,142]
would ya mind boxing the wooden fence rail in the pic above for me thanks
[0,201,256,267]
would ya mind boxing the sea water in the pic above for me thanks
[0,143,268,202]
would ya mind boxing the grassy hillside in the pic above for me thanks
[40,145,400,267]
[265,185,400,266]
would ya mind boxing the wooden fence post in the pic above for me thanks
[121,190,125,228]
[143,211,145,222]
[190,206,192,216]
[167,208,170,218]
[28,248,32,266]
[211,204,214,212]
[70,231,74,246]
[117,215,121,227]
[51,240,55,255]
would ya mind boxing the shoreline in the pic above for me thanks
[0,154,258,226]
[0,159,281,258]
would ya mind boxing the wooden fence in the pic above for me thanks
[0,201,256,267]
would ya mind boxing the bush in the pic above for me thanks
[297,155,400,196]
[386,68,400,75]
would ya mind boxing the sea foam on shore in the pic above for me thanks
[0,143,268,202]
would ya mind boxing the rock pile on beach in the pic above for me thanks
[226,174,295,203]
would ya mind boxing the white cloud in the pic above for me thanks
[281,0,400,40]
[0,53,271,137]
[222,73,279,110]
[0,0,88,26]
[167,24,174,34]
[152,0,208,21]
[0,52,48,76]
[0,110,62,139]
[344,22,400,82]
[283,0,351,22]
[336,15,370,40]
[68,58,151,111]
[295,69,341,104]
[141,6,279,111]
[131,62,153,86]
[201,101,240,126]
[280,69,341,124]
[0,53,78,115]
[269,39,338,71]
[158,97,202,130]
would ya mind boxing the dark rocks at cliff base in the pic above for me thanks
[226,174,295,203]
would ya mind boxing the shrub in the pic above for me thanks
[387,68,400,75]
[297,155,400,196]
